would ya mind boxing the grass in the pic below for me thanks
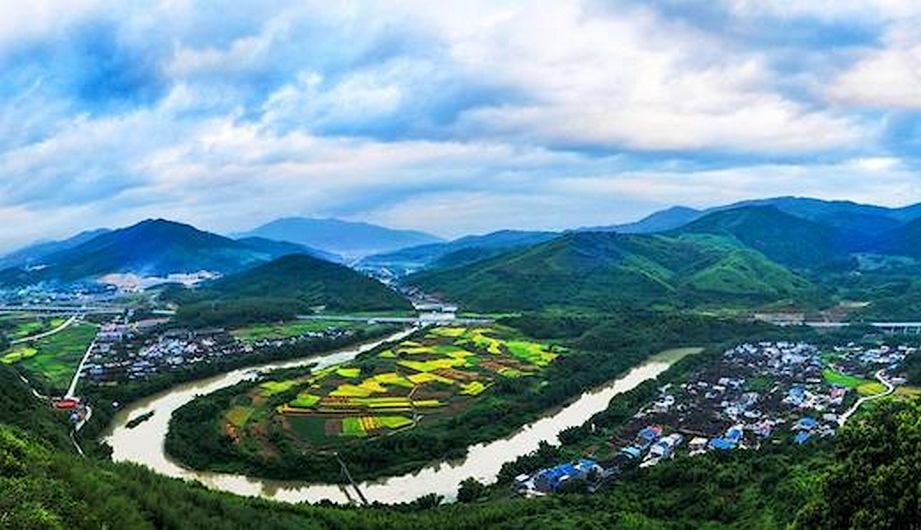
[745,374,775,392]
[3,317,68,342]
[329,384,373,398]
[506,340,558,367]
[336,367,361,378]
[398,358,465,372]
[15,324,96,392]
[232,320,362,343]
[226,406,255,427]
[857,382,887,396]
[822,368,887,397]
[822,368,871,388]
[377,416,413,429]
[341,417,367,437]
[289,393,321,408]
[498,368,528,378]
[259,380,301,397]
[287,416,329,445]
[460,381,488,396]
[372,372,414,388]
[0,346,37,364]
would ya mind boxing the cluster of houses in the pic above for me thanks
[514,340,915,498]
[515,459,605,495]
[613,341,911,459]
[81,316,359,384]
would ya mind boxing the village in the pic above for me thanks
[79,315,362,385]
[516,341,913,496]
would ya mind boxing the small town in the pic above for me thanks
[516,341,912,496]
[80,315,362,385]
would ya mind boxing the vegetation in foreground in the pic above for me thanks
[5,328,920,528]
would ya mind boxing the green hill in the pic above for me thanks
[686,249,814,296]
[408,231,819,312]
[873,216,921,258]
[672,205,846,269]
[176,254,412,326]
[0,219,270,286]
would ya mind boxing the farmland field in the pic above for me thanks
[1,316,69,342]
[822,368,886,396]
[231,320,371,343]
[208,325,564,453]
[1,323,96,392]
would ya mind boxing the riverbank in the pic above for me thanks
[104,337,695,504]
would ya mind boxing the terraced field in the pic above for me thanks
[220,325,562,450]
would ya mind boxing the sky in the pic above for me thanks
[2,0,921,250]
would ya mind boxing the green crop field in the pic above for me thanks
[231,320,366,343]
[5,323,95,392]
[2,317,69,342]
[822,368,870,388]
[215,325,561,452]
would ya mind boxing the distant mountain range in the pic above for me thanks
[0,220,330,287]
[0,229,111,270]
[6,197,921,318]
[587,196,921,237]
[232,217,442,259]
[358,230,559,276]
[406,198,921,314]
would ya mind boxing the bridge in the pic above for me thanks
[805,321,921,334]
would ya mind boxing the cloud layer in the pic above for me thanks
[0,0,919,249]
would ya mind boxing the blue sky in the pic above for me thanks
[1,0,921,250]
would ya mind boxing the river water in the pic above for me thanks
[103,329,698,505]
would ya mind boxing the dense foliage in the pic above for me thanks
[168,254,412,327]
[408,230,824,313]
[798,400,921,528]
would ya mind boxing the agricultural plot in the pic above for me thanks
[1,323,95,392]
[822,368,886,397]
[231,320,367,343]
[1,317,68,342]
[220,325,563,451]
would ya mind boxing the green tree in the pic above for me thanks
[798,400,921,528]
[457,478,487,503]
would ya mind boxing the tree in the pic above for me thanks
[457,478,487,503]
[797,400,921,528]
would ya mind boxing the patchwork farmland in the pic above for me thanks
[221,325,562,449]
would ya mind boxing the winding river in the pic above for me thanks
[103,328,698,505]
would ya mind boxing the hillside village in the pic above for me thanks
[517,341,912,496]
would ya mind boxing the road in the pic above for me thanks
[66,339,96,399]
[0,304,124,315]
[297,314,492,325]
[10,315,78,345]
[838,369,895,426]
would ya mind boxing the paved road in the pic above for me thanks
[838,369,895,426]
[10,315,78,345]
[66,339,97,399]
[297,314,492,325]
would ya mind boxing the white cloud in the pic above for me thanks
[441,1,866,152]
[0,0,920,251]
[828,27,921,108]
